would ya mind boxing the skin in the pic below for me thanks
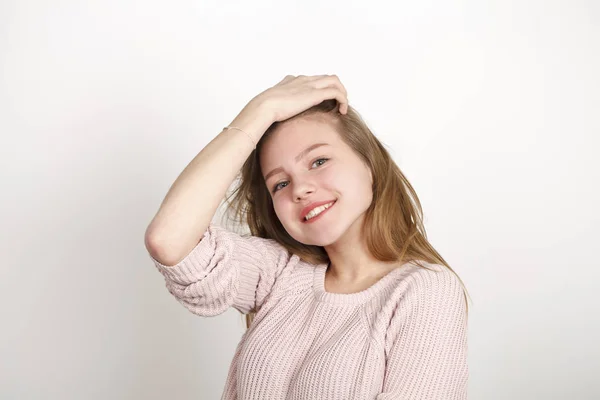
[259,116,402,293]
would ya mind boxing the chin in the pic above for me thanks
[288,225,343,247]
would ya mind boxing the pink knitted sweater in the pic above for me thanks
[150,223,469,399]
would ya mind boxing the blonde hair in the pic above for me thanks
[222,99,471,329]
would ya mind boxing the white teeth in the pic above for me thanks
[305,201,335,220]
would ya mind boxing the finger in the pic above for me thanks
[277,75,295,85]
[313,75,348,97]
[319,87,348,114]
[305,74,330,82]
[330,75,348,97]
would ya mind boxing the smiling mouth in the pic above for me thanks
[303,200,336,223]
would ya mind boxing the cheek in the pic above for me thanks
[341,165,373,201]
[272,200,282,219]
[272,199,292,223]
[320,166,340,188]
[332,166,362,192]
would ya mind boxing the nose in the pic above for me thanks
[293,178,316,202]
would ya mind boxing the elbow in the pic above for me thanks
[144,229,194,267]
[144,225,162,255]
[145,230,164,262]
[145,230,175,266]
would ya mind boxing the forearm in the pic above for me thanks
[145,103,272,266]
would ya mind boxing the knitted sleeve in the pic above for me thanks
[149,223,295,316]
[376,267,469,400]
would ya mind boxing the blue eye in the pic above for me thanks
[312,158,328,168]
[273,181,288,192]
[272,158,329,193]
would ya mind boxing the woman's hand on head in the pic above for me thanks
[253,74,349,123]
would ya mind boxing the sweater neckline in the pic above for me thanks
[312,261,414,305]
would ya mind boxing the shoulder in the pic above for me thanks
[392,261,463,293]
[387,261,468,320]
[376,262,468,347]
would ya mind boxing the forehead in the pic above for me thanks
[260,117,341,166]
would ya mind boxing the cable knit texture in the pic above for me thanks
[150,223,469,399]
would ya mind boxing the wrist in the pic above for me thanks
[230,100,273,145]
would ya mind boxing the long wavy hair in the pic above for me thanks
[221,99,471,329]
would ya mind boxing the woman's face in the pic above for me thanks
[259,116,373,247]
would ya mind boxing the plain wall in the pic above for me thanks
[1,0,598,399]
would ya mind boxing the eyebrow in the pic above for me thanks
[263,143,330,182]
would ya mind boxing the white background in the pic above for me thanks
[1,0,599,399]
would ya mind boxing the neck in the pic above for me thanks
[324,217,400,284]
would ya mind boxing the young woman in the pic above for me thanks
[145,74,470,400]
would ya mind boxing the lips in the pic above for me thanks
[300,200,337,222]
